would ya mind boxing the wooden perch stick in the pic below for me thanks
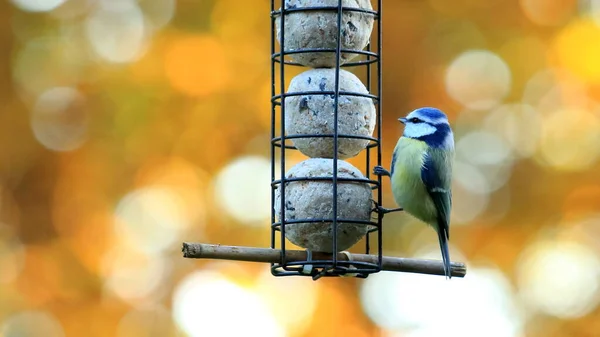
[182,243,467,278]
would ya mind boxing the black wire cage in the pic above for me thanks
[270,0,384,279]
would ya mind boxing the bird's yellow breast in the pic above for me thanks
[391,137,437,225]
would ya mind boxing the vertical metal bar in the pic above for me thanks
[279,0,287,265]
[376,0,383,269]
[331,0,343,265]
[365,53,371,179]
[364,14,373,257]
[270,1,276,258]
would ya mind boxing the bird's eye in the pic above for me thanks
[410,117,421,123]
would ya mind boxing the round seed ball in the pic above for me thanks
[285,68,376,159]
[276,0,375,67]
[274,158,373,253]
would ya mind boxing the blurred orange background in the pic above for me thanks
[2,0,600,336]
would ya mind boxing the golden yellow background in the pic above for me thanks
[1,0,600,336]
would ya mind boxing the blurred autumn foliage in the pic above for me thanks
[1,0,600,336]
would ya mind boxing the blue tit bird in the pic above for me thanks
[374,107,455,278]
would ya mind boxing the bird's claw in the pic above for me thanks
[373,165,391,177]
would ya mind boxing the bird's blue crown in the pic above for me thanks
[401,107,453,149]
[414,107,448,121]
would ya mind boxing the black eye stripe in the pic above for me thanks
[410,117,422,123]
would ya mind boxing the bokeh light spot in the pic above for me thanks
[85,0,147,63]
[483,104,542,158]
[0,223,25,284]
[165,35,231,96]
[1,311,65,337]
[455,131,515,193]
[173,271,284,337]
[453,160,489,195]
[114,187,191,254]
[537,108,600,171]
[554,18,600,83]
[592,0,600,25]
[102,246,169,303]
[48,0,92,19]
[133,157,208,235]
[255,267,317,334]
[569,214,600,252]
[139,0,176,30]
[361,266,524,336]
[522,68,588,114]
[445,50,511,110]
[517,240,600,318]
[213,156,271,225]
[12,36,87,103]
[31,87,88,152]
[10,0,65,12]
[458,131,513,166]
[451,174,490,224]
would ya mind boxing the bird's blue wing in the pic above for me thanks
[421,156,452,228]
[421,151,452,277]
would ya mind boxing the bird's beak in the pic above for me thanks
[398,117,407,124]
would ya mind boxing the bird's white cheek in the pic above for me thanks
[443,131,454,149]
[403,123,436,138]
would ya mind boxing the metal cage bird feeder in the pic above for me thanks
[270,0,383,279]
[182,0,467,281]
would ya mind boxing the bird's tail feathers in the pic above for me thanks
[437,225,452,279]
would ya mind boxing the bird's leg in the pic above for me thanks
[373,165,391,177]
[376,206,403,215]
[302,249,314,275]
[371,167,403,216]
[371,199,403,217]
